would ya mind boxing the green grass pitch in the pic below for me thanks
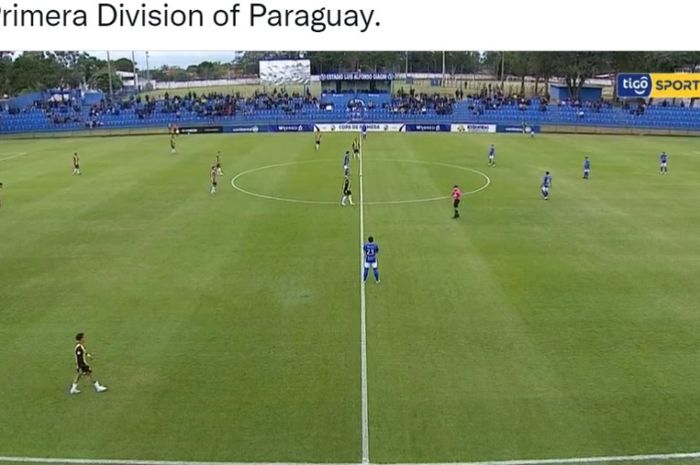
[1,132,700,464]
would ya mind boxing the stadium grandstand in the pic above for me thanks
[2,86,700,134]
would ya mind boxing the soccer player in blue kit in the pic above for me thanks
[363,236,380,284]
[488,144,496,167]
[343,150,350,173]
[541,171,552,200]
[361,124,368,140]
[583,156,591,179]
[660,152,669,174]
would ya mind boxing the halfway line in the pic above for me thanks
[358,133,370,464]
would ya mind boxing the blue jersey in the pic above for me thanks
[542,175,552,188]
[660,153,668,163]
[361,125,367,134]
[584,159,591,170]
[489,146,495,157]
[363,243,379,263]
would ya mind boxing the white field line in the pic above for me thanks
[0,151,28,162]
[2,451,700,465]
[0,459,352,465]
[358,134,370,464]
[230,160,490,207]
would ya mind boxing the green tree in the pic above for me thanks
[530,52,557,96]
[445,52,479,75]
[504,52,534,96]
[113,58,135,73]
[9,52,63,93]
[552,52,610,100]
[75,54,105,87]
[92,70,123,93]
[0,54,12,96]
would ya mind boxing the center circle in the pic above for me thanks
[230,159,491,206]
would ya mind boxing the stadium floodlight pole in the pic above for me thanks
[131,50,138,93]
[500,52,505,89]
[145,51,150,87]
[442,51,446,85]
[106,51,114,99]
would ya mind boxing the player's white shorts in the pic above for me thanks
[541,186,549,194]
[584,169,590,175]
[489,155,495,161]
[344,164,349,170]
[364,261,378,269]
[661,162,667,168]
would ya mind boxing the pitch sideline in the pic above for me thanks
[2,451,700,465]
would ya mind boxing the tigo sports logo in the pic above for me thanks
[618,74,652,97]
[618,73,700,98]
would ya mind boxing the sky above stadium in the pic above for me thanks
[89,51,241,68]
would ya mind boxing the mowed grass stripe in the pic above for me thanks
[365,137,593,461]
[0,134,361,462]
[361,134,700,461]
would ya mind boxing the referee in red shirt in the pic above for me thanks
[452,185,462,219]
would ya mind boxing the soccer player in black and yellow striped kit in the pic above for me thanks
[69,333,108,394]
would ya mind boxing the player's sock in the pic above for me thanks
[374,269,379,282]
[349,195,354,206]
[70,383,79,393]
[363,268,369,282]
